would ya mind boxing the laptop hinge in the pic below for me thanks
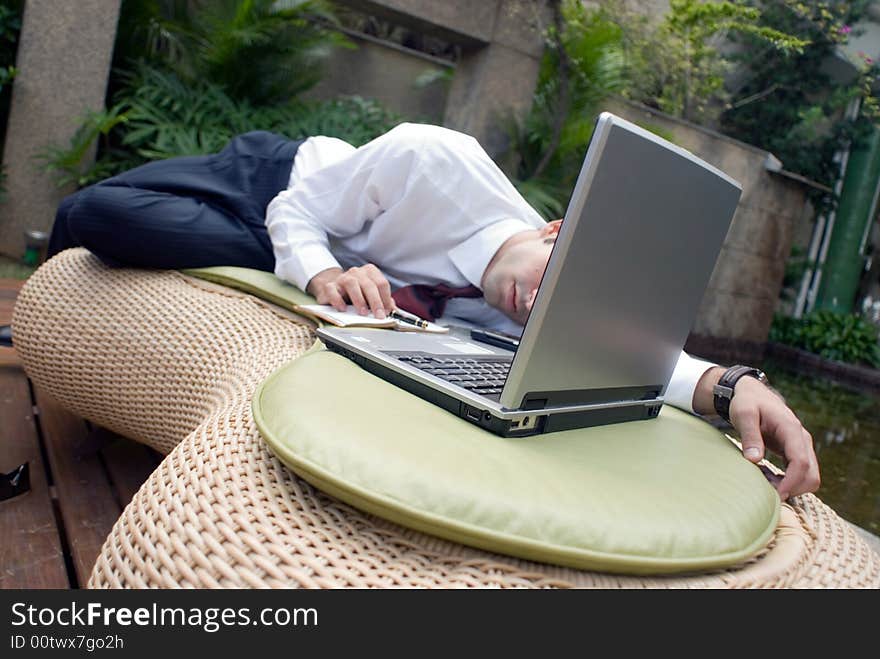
[519,385,663,410]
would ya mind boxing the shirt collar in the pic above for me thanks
[448,219,536,289]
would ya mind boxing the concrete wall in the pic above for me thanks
[608,100,815,344]
[0,0,121,259]
[306,31,451,122]
[334,0,501,46]
[443,0,548,156]
[336,0,550,156]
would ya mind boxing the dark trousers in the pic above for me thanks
[48,131,304,271]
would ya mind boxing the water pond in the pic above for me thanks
[760,360,880,536]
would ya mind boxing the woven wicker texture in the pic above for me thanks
[12,249,880,588]
[13,249,315,455]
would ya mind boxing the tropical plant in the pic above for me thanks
[43,0,399,188]
[43,64,402,188]
[0,0,22,200]
[612,0,808,124]
[40,106,130,188]
[721,0,877,201]
[778,245,810,303]
[503,0,627,219]
[769,310,880,367]
[113,0,350,105]
[0,62,14,93]
[0,2,20,94]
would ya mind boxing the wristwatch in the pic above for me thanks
[713,365,769,423]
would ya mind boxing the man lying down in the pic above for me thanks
[41,122,820,501]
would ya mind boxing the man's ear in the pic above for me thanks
[541,220,562,237]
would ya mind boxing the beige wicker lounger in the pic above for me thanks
[12,249,880,588]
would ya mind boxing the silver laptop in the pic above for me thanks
[318,112,742,437]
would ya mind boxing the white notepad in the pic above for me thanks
[296,305,448,333]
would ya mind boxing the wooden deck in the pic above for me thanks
[0,278,162,588]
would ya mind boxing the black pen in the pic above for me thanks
[470,328,520,350]
[390,308,429,329]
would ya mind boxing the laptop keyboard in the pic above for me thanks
[385,352,511,398]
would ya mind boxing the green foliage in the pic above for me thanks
[721,1,875,203]
[283,95,403,146]
[613,0,807,124]
[0,254,36,280]
[42,1,400,189]
[0,61,15,93]
[42,64,402,187]
[413,67,454,89]
[779,245,810,302]
[769,310,880,367]
[0,1,20,92]
[503,0,807,217]
[0,0,22,201]
[512,177,568,220]
[114,0,349,105]
[41,105,130,188]
[504,1,626,219]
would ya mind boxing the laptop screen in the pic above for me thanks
[500,112,741,410]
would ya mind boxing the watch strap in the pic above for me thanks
[713,365,767,422]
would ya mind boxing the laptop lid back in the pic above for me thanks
[500,112,742,410]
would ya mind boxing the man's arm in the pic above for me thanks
[307,264,394,318]
[265,125,425,315]
[691,365,821,501]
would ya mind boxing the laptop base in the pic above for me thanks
[325,341,661,437]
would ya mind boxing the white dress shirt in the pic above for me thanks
[265,123,716,412]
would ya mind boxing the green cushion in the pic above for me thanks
[184,266,318,311]
[254,348,780,575]
[186,266,779,574]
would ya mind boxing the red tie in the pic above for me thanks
[392,283,483,321]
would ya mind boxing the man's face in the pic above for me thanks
[481,221,560,326]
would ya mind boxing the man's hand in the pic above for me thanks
[694,366,821,501]
[306,265,395,319]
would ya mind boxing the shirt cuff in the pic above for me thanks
[274,243,341,292]
[447,219,537,288]
[664,352,718,414]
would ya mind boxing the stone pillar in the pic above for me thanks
[0,0,121,259]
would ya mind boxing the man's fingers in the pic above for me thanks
[361,264,394,313]
[323,283,347,311]
[778,428,821,499]
[367,269,394,315]
[805,432,822,493]
[776,453,806,501]
[339,276,368,315]
[318,266,395,317]
[731,406,764,463]
[359,278,386,319]
[725,377,821,502]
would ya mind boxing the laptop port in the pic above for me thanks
[512,415,539,431]
[464,406,482,422]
